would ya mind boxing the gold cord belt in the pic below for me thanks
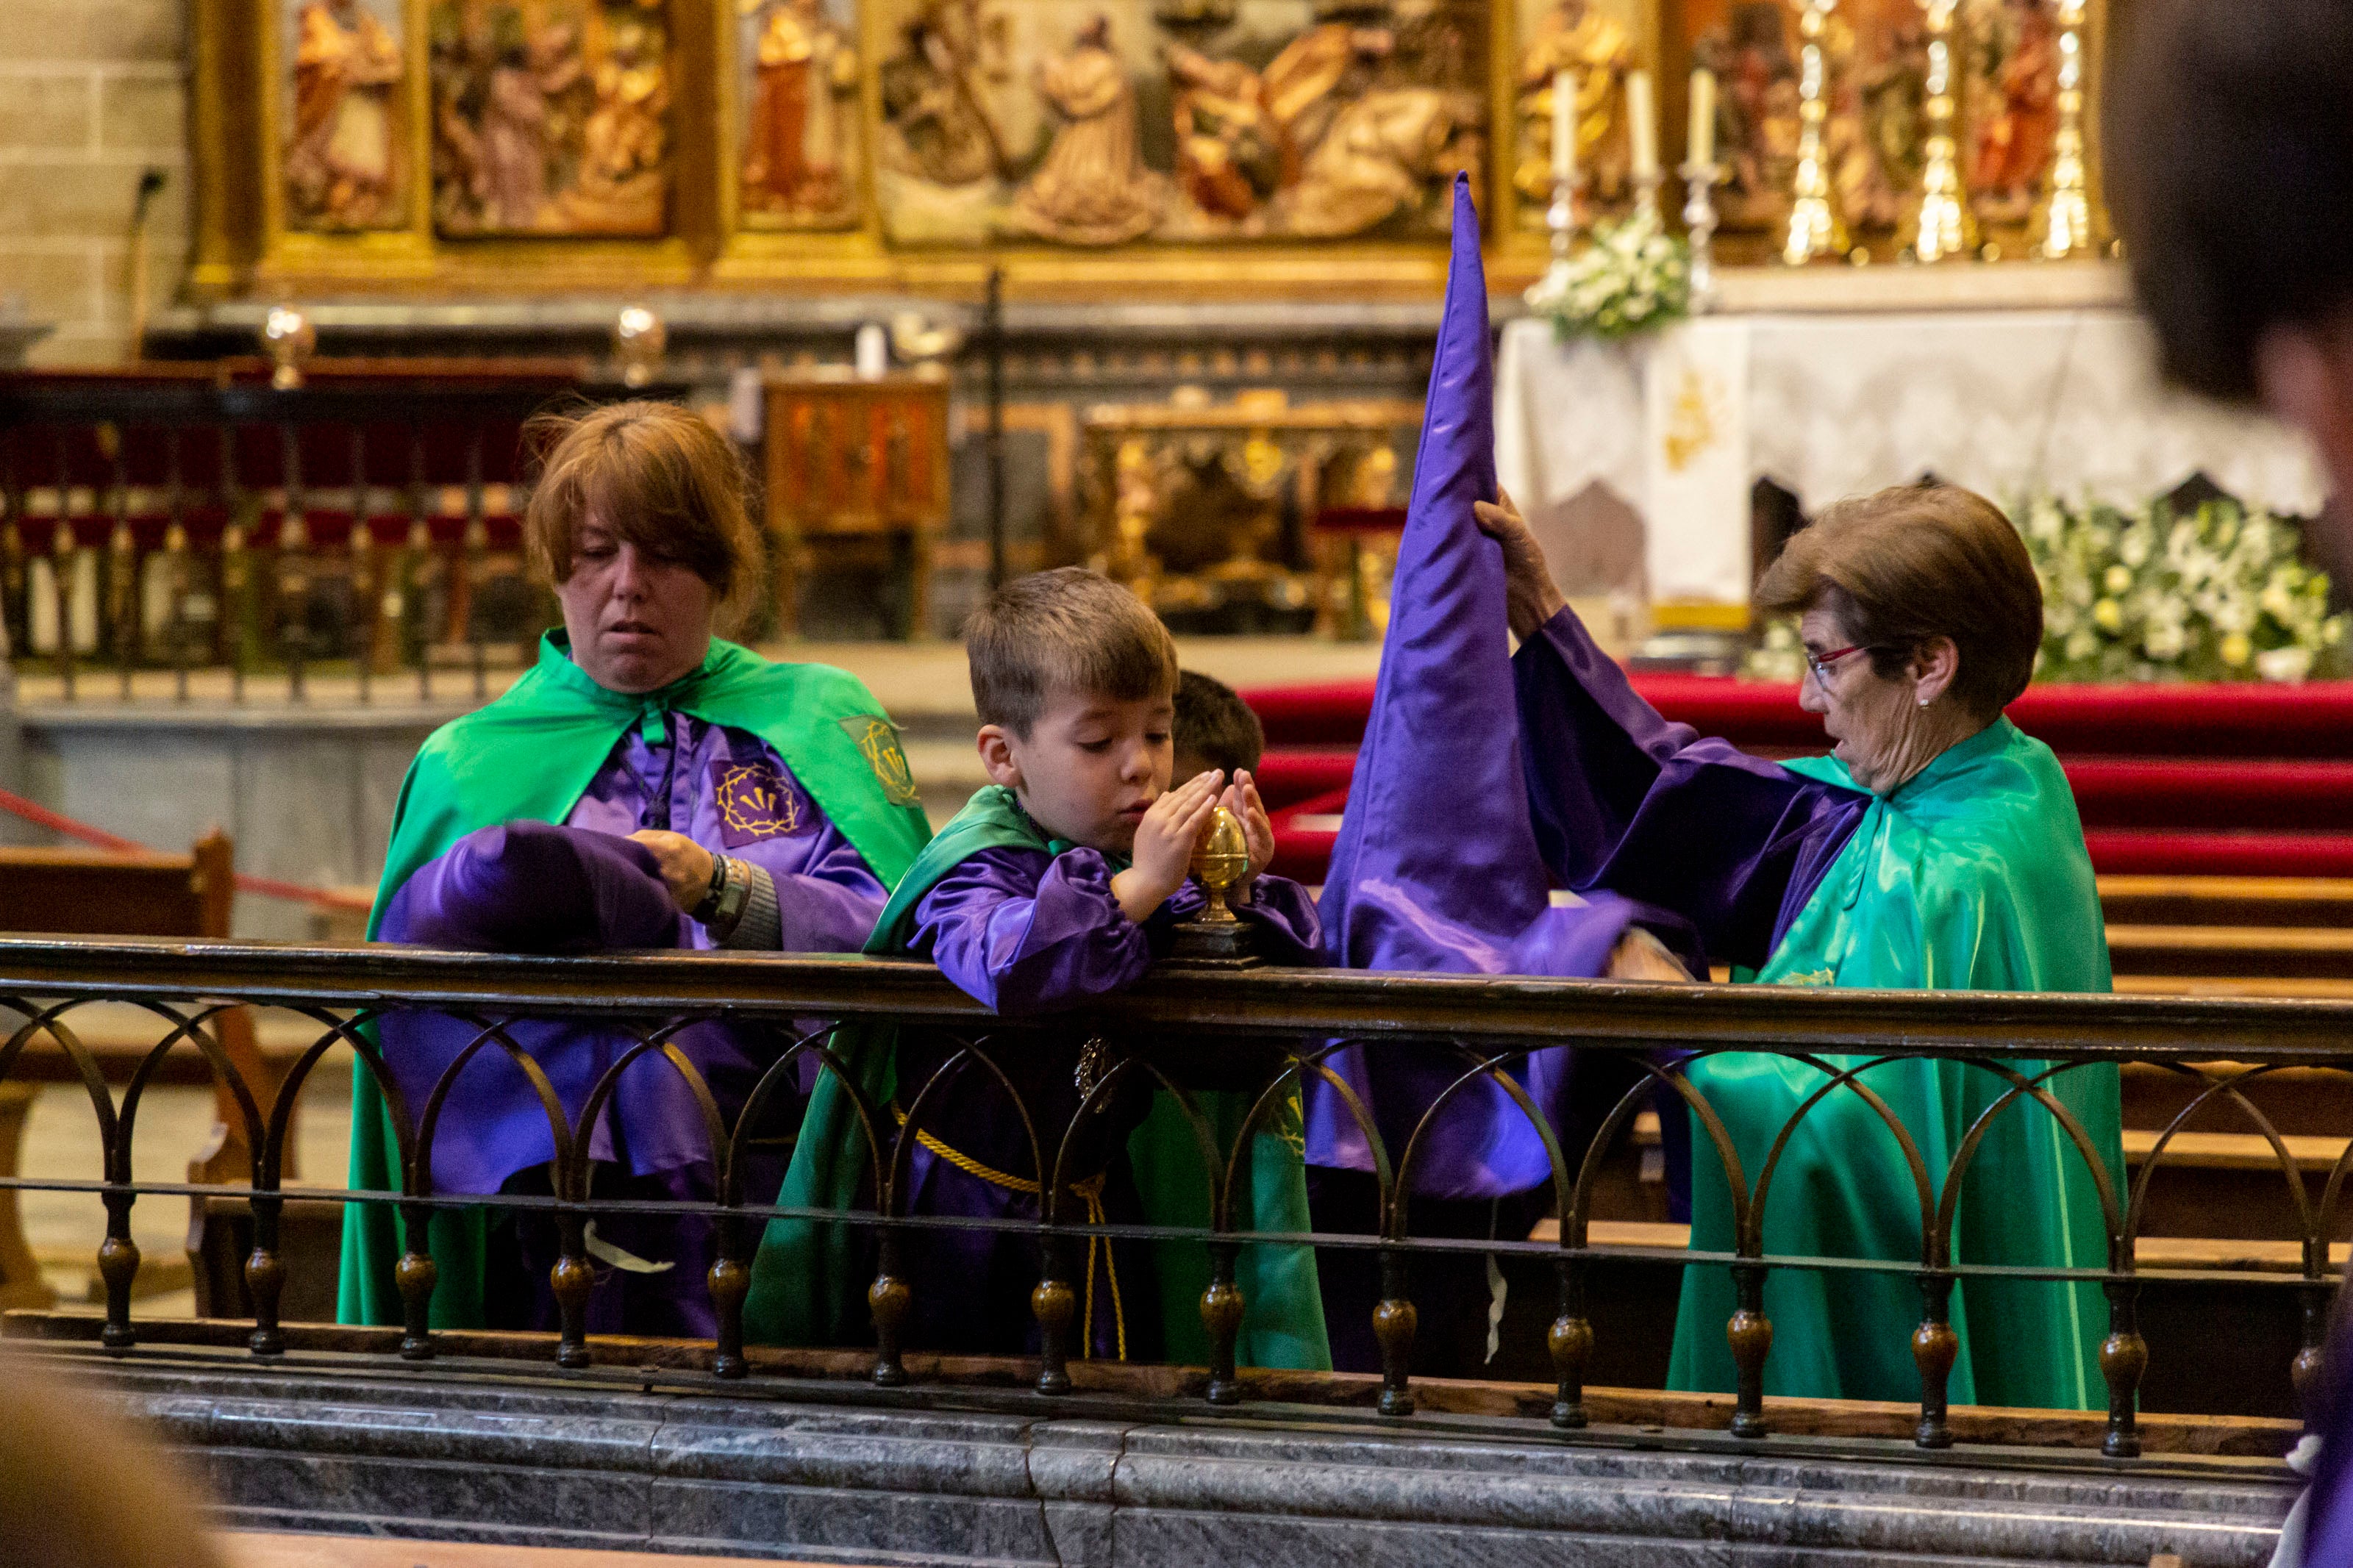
[891,1104,1127,1360]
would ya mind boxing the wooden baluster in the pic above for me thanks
[1199,1238,1244,1406]
[350,425,373,703]
[1549,1252,1593,1429]
[1727,1259,1774,1439]
[1,432,24,663]
[707,1213,751,1381]
[2295,1264,2329,1419]
[1031,1233,1076,1395]
[279,424,307,701]
[396,1198,437,1361]
[219,424,246,702]
[550,1207,593,1370]
[2100,1277,2147,1458]
[1373,1242,1417,1417]
[101,422,135,698]
[464,429,486,701]
[97,1188,140,1350]
[246,1186,286,1356]
[1913,1269,1959,1449]
[164,428,189,701]
[51,431,74,699]
[408,424,431,701]
[868,1223,911,1388]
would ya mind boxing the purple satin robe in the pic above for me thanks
[886,844,1321,1360]
[1513,605,1868,967]
[374,720,888,1335]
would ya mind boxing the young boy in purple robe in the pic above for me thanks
[343,401,931,1339]
[749,569,1327,1361]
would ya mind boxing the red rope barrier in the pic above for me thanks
[0,784,374,912]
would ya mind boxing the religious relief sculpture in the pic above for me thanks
[741,0,862,229]
[1010,15,1167,245]
[429,0,673,235]
[1512,0,1632,220]
[1690,1,1801,230]
[1964,0,2058,226]
[873,0,1485,248]
[285,0,407,229]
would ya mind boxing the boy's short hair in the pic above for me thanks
[966,567,1179,736]
[2109,0,2353,401]
[1172,669,1265,775]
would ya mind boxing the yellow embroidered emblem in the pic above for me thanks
[715,763,799,840]
[1661,367,1721,473]
[1777,967,1837,988]
[841,715,922,807]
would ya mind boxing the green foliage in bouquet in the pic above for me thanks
[1526,208,1690,342]
[1746,495,2351,684]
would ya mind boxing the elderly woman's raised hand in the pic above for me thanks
[1473,488,1568,644]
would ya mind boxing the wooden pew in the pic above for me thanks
[0,830,296,1309]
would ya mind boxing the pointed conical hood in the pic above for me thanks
[1317,174,1548,973]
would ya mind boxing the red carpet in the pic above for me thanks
[1247,675,2353,884]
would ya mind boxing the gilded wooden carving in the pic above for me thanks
[739,0,863,228]
[1510,0,1639,224]
[875,0,1487,247]
[429,0,676,235]
[285,0,411,230]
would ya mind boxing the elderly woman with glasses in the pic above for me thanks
[1477,480,2122,1414]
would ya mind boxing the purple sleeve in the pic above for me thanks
[771,821,890,953]
[1512,604,1869,969]
[906,845,1153,1013]
[379,820,682,953]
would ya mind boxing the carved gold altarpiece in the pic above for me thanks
[189,0,2108,301]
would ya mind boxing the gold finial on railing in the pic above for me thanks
[1190,803,1249,925]
[262,305,313,390]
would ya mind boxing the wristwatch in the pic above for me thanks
[690,853,752,941]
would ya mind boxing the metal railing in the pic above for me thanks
[0,362,625,704]
[0,933,2344,1461]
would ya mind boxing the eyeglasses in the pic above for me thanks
[1802,643,1877,686]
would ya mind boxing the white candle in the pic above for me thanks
[1552,68,1576,187]
[1628,68,1658,182]
[1688,67,1716,168]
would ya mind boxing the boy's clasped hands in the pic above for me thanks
[1110,767,1275,926]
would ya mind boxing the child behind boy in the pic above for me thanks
[1172,667,1265,784]
[750,569,1325,1362]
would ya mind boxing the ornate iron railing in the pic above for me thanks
[0,934,2343,1462]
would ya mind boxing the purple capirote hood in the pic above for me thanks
[1315,173,1549,976]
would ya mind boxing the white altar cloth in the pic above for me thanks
[1492,309,2328,606]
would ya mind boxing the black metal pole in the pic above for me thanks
[985,267,1007,590]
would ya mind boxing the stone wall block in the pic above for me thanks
[96,71,187,157]
[0,72,97,152]
[9,0,184,64]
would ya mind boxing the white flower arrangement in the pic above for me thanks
[1525,207,1691,342]
[1744,494,2350,685]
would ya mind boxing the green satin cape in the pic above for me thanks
[335,633,933,1329]
[743,784,1330,1370]
[1666,717,2123,1410]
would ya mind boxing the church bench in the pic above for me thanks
[0,830,299,1311]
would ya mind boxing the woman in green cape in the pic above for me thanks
[1479,480,2122,1410]
[338,401,930,1336]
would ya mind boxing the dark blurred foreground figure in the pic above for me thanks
[0,1354,227,1568]
[2110,5,2353,1558]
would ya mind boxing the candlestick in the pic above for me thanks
[1781,0,1846,265]
[1909,0,1974,262]
[1688,68,1716,170]
[1552,68,1576,190]
[1628,70,1657,183]
[1680,159,1723,313]
[2037,0,2093,258]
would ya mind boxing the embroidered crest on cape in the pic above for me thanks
[840,715,923,808]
